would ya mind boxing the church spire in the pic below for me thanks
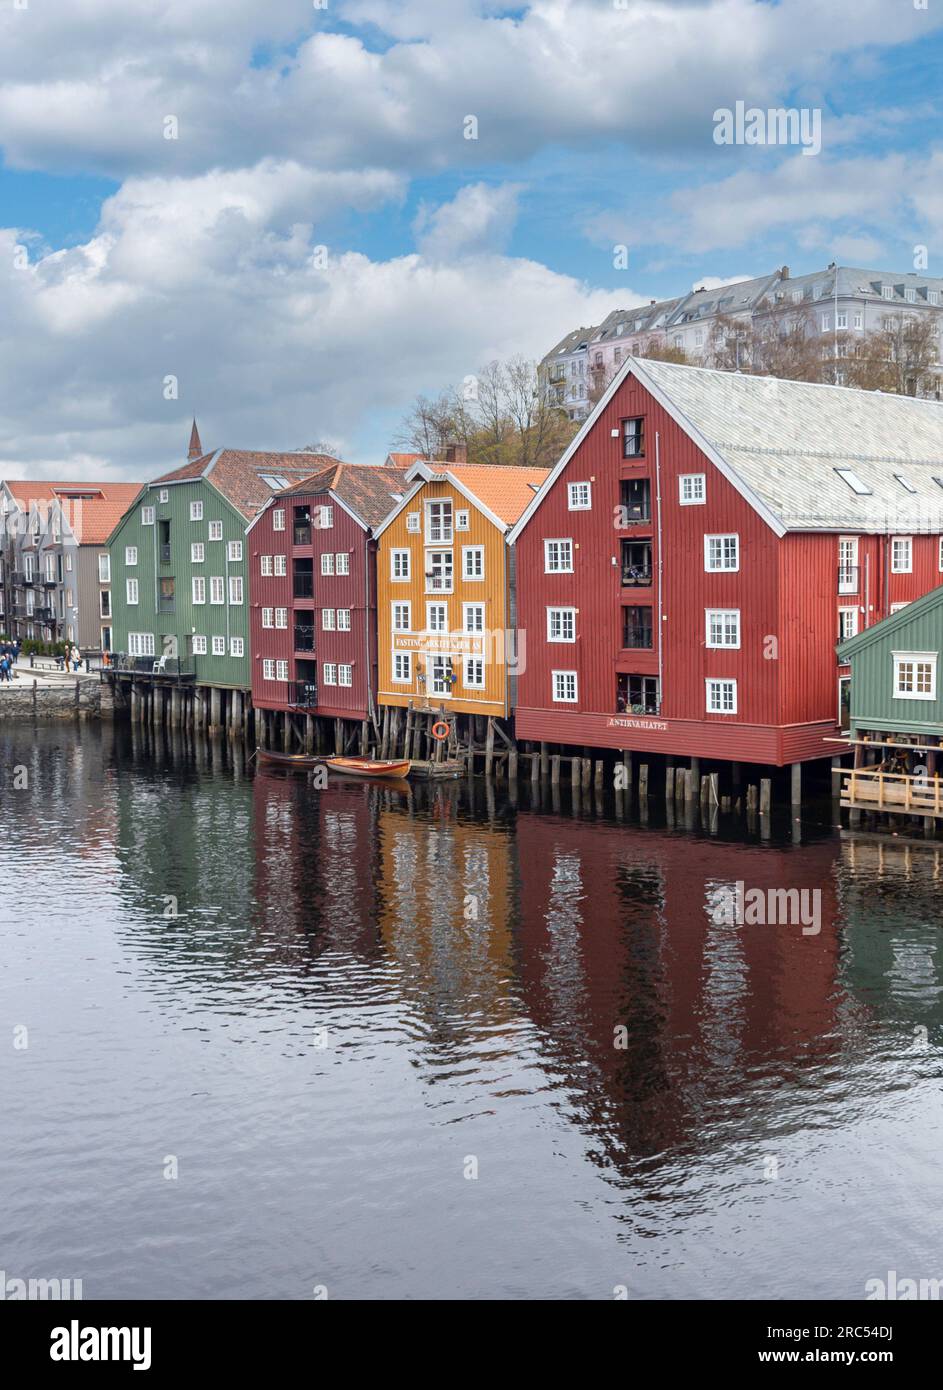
[188,419,203,462]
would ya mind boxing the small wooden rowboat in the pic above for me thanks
[325,757,411,780]
[257,749,325,769]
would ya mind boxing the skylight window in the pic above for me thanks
[260,473,289,489]
[933,477,943,491]
[894,474,918,494]
[835,468,872,495]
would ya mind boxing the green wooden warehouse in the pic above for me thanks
[837,584,943,820]
[106,422,336,734]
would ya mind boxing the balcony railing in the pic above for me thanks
[159,544,172,565]
[293,623,315,652]
[108,654,196,679]
[293,526,311,546]
[621,566,653,587]
[838,565,860,594]
[42,577,57,588]
[34,606,55,621]
[288,680,318,709]
[293,575,314,599]
[424,573,453,593]
[622,623,653,649]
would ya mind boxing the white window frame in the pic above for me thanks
[209,576,224,605]
[464,656,485,689]
[891,536,912,573]
[260,554,273,576]
[212,635,226,655]
[679,474,706,506]
[462,545,484,581]
[323,662,338,686]
[98,554,110,583]
[318,505,334,529]
[893,651,937,701]
[230,637,244,658]
[335,552,350,575]
[263,658,276,680]
[261,608,274,629]
[338,664,353,687]
[704,534,739,572]
[705,608,740,649]
[126,577,139,605]
[337,608,351,631]
[192,635,207,655]
[190,500,203,522]
[547,606,576,643]
[392,602,411,633]
[191,542,205,564]
[229,575,244,605]
[706,678,738,714]
[125,545,138,566]
[128,632,155,657]
[455,509,470,532]
[544,539,574,574]
[393,652,412,683]
[425,499,453,544]
[274,608,288,629]
[552,669,578,703]
[426,602,448,634]
[207,520,223,541]
[273,554,287,577]
[141,506,155,526]
[276,660,289,682]
[322,608,336,631]
[838,536,859,593]
[406,511,420,533]
[390,549,411,581]
[272,509,286,532]
[567,482,591,511]
[463,602,485,634]
[321,553,335,576]
[192,576,206,605]
[838,607,859,641]
[227,540,243,562]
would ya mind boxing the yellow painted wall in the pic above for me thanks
[377,479,510,717]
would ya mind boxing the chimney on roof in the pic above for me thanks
[781,265,790,279]
[443,443,467,465]
[650,299,656,306]
[188,419,203,462]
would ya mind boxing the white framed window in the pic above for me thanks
[274,608,288,629]
[835,467,872,495]
[425,499,453,543]
[705,608,740,648]
[260,554,273,576]
[321,553,335,575]
[323,662,338,685]
[141,506,155,526]
[128,632,155,657]
[190,500,203,521]
[65,554,73,573]
[322,608,336,631]
[230,637,244,658]
[462,545,484,581]
[337,608,351,631]
[854,312,863,330]
[426,602,448,633]
[273,554,287,577]
[882,285,894,300]
[212,635,225,655]
[126,578,139,605]
[425,551,453,593]
[208,520,223,541]
[393,652,411,683]
[159,489,169,503]
[455,509,470,531]
[679,474,706,505]
[838,536,859,593]
[210,576,224,604]
[544,538,574,573]
[704,534,739,572]
[391,549,410,581]
[272,510,286,531]
[463,602,485,634]
[552,669,578,703]
[464,657,485,689]
[227,540,242,562]
[263,658,276,680]
[338,664,353,687]
[706,678,737,714]
[318,505,334,529]
[192,635,207,655]
[406,511,420,533]
[567,482,591,511]
[229,575,243,605]
[125,545,138,566]
[276,660,289,681]
[890,602,911,614]
[893,651,936,701]
[335,552,350,575]
[891,536,912,573]
[261,608,274,629]
[838,607,858,641]
[547,607,576,643]
[192,576,206,605]
[191,542,205,563]
[392,602,411,632]
[836,312,848,330]
[98,554,110,582]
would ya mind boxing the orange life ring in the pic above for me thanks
[431,721,450,741]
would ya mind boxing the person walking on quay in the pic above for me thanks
[71,645,82,672]
[13,638,21,663]
[0,654,10,683]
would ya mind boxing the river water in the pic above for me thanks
[1,722,941,1301]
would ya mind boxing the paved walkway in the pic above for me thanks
[0,663,98,690]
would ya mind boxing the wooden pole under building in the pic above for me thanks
[639,763,649,799]
[790,761,802,812]
[484,718,495,778]
[759,778,772,816]
[551,754,560,786]
[540,741,549,779]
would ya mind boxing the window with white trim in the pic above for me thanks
[318,505,334,529]
[273,555,287,577]
[260,554,273,576]
[893,651,936,700]
[462,546,484,580]
[191,542,205,563]
[98,554,110,582]
[679,474,706,505]
[263,659,276,680]
[455,509,470,531]
[212,635,225,655]
[210,576,224,604]
[338,664,353,687]
[192,576,206,605]
[891,536,912,573]
[391,549,410,581]
[261,608,274,628]
[276,660,289,681]
[706,678,737,714]
[552,670,578,703]
[141,506,155,526]
[337,608,351,631]
[227,540,242,562]
[838,536,859,593]
[393,653,411,682]
[704,534,739,572]
[190,500,203,521]
[464,603,485,634]
[392,603,411,632]
[272,510,285,531]
[705,608,740,648]
[126,578,139,605]
[229,575,243,605]
[567,482,591,511]
[426,602,448,633]
[425,499,453,544]
[838,607,858,641]
[335,552,350,575]
[230,637,244,657]
[128,632,154,656]
[544,539,574,573]
[322,608,336,631]
[321,553,335,575]
[274,608,287,629]
[208,521,223,541]
[406,511,420,533]
[125,546,138,566]
[323,662,338,685]
[464,657,485,689]
[547,607,576,642]
[193,635,207,654]
[159,489,169,504]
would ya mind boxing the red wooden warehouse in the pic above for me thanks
[508,358,943,776]
[247,462,406,733]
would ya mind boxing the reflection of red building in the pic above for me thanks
[514,810,843,1156]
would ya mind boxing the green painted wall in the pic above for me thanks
[108,478,250,687]
[843,595,943,737]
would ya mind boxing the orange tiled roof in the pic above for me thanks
[2,480,145,544]
[422,464,550,526]
[386,452,426,468]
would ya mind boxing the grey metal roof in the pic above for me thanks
[637,358,943,533]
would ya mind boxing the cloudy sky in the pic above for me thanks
[1,0,941,479]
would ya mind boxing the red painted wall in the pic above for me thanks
[248,489,376,720]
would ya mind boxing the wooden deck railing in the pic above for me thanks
[842,768,943,817]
